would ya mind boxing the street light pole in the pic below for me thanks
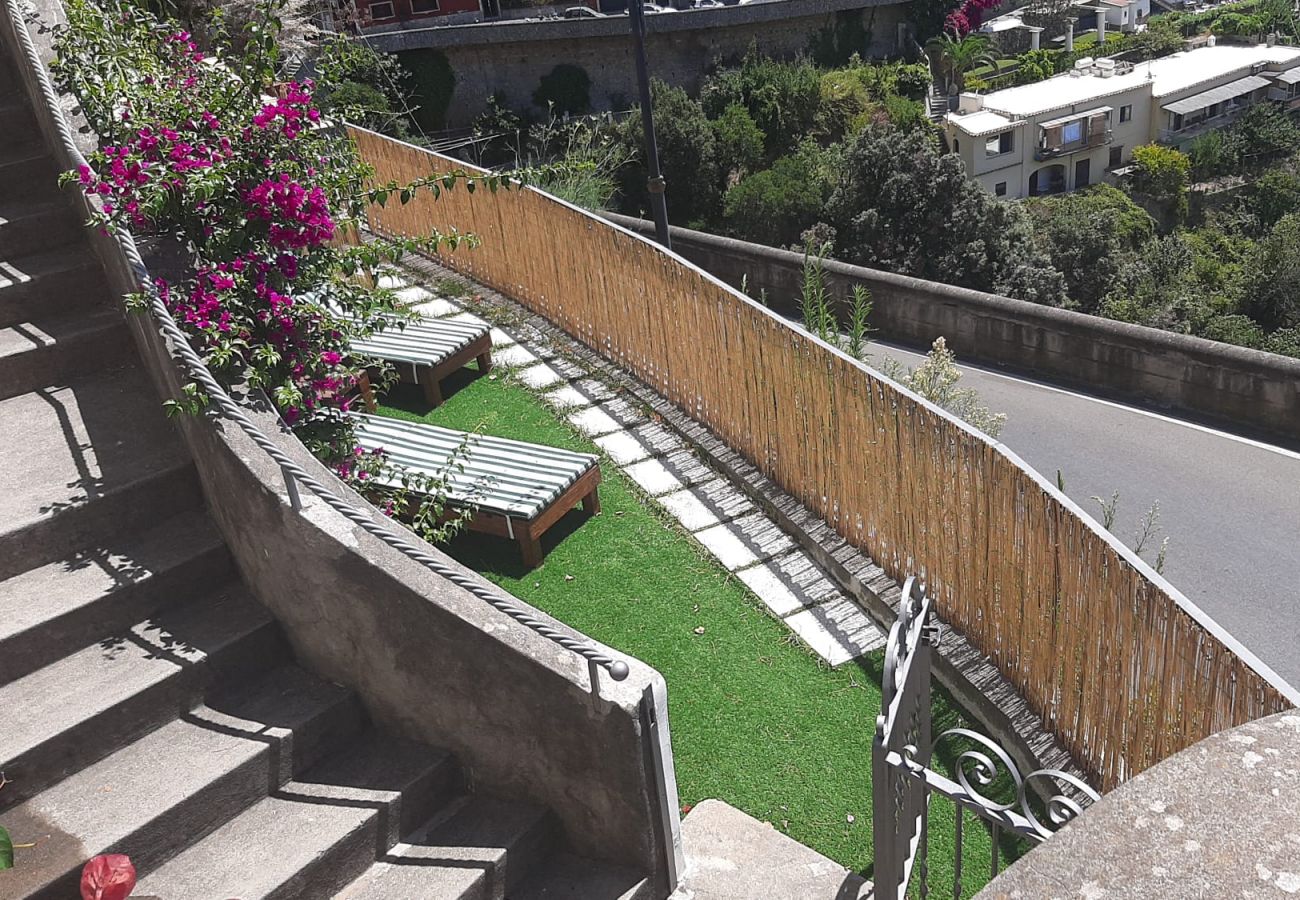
[627,0,671,249]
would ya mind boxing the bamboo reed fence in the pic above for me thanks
[347,125,1296,791]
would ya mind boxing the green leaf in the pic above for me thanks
[1,825,14,869]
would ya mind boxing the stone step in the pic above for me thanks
[0,582,284,812]
[508,852,653,900]
[0,195,81,259]
[0,664,364,900]
[337,795,560,900]
[0,507,233,684]
[0,245,111,331]
[0,95,39,153]
[0,142,63,201]
[136,732,462,900]
[0,367,201,581]
[0,306,132,401]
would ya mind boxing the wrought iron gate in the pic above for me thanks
[872,577,1101,899]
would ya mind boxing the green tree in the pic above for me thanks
[1027,185,1154,312]
[1245,171,1300,231]
[1187,128,1240,180]
[314,35,413,138]
[1244,213,1300,330]
[815,68,874,141]
[699,50,821,159]
[616,79,722,227]
[925,33,998,94]
[1232,103,1300,165]
[823,125,1066,303]
[711,102,766,180]
[1014,49,1057,84]
[1131,143,1190,219]
[722,141,836,248]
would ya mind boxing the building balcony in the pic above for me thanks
[1158,106,1250,144]
[1034,130,1113,161]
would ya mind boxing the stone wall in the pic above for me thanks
[369,0,911,124]
[603,214,1300,447]
[976,710,1300,898]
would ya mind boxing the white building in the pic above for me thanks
[1093,0,1150,33]
[945,42,1300,198]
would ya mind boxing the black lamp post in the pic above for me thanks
[627,0,671,249]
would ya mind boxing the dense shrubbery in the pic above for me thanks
[1188,105,1300,180]
[824,126,1066,304]
[52,0,518,537]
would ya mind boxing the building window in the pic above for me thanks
[411,0,439,10]
[1062,119,1084,144]
[953,138,959,152]
[1109,145,1123,168]
[985,131,1014,157]
[368,0,396,17]
[995,181,1007,196]
[1119,104,1132,123]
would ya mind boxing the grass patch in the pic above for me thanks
[376,365,1024,895]
[968,58,1020,79]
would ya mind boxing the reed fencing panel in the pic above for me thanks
[348,125,1295,790]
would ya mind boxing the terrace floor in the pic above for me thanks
[366,260,1014,894]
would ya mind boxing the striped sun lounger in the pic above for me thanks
[352,316,493,408]
[354,413,601,568]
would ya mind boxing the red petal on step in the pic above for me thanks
[80,854,137,900]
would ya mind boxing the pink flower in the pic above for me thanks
[80,855,136,900]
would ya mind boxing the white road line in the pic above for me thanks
[873,344,1300,463]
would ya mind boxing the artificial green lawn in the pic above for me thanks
[377,367,1021,895]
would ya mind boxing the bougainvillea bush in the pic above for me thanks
[53,0,485,538]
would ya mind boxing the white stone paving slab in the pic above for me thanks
[594,430,653,466]
[516,364,564,390]
[493,343,539,368]
[544,384,593,411]
[659,489,723,533]
[395,285,434,305]
[567,406,623,438]
[623,459,685,497]
[489,327,517,348]
[377,273,408,290]
[785,599,886,666]
[411,298,462,318]
[735,564,811,619]
[447,310,488,329]
[693,522,760,570]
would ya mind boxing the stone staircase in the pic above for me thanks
[0,47,648,900]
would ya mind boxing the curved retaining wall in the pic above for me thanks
[5,3,680,892]
[603,214,1300,448]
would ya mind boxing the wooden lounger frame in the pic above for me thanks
[357,330,493,410]
[464,465,602,568]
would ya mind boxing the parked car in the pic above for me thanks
[692,0,724,8]
[643,2,674,11]
[562,5,605,16]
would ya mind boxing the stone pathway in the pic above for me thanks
[374,267,887,668]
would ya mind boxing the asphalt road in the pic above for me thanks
[866,340,1300,691]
